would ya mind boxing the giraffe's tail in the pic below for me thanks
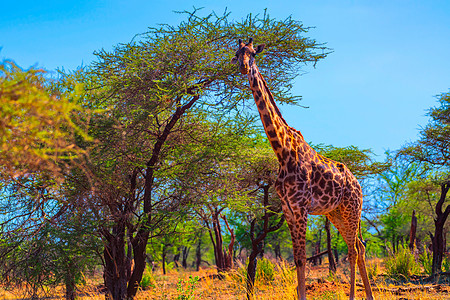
[358,221,366,247]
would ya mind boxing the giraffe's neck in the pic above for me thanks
[248,64,305,162]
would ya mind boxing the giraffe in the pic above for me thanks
[231,38,374,300]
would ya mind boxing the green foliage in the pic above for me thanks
[233,258,275,285]
[140,267,156,290]
[442,256,450,273]
[176,275,199,300]
[376,154,426,255]
[256,258,275,283]
[384,244,421,280]
[0,209,100,297]
[419,247,433,276]
[0,60,89,180]
[313,144,389,180]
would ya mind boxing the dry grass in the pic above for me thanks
[2,258,450,299]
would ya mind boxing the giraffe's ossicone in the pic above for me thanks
[232,38,374,300]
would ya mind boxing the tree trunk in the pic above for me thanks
[431,181,450,275]
[162,244,167,275]
[211,211,226,272]
[182,246,189,269]
[317,229,322,265]
[431,215,448,275]
[307,250,328,262]
[274,243,281,260]
[246,243,261,300]
[126,229,149,298]
[246,220,267,300]
[409,210,417,251]
[208,211,235,273]
[222,215,235,271]
[196,237,202,271]
[173,249,180,269]
[444,227,448,254]
[126,93,206,299]
[325,218,336,274]
[65,262,76,300]
[245,184,285,300]
[103,224,128,300]
[333,248,339,265]
[65,279,76,300]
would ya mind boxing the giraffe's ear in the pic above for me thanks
[255,44,265,54]
[231,56,238,64]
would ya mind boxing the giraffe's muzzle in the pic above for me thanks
[240,65,249,74]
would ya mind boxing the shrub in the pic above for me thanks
[384,244,420,280]
[443,256,450,273]
[176,275,199,300]
[140,267,155,290]
[419,247,433,275]
[256,258,275,283]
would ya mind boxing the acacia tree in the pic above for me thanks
[66,9,328,299]
[0,61,96,299]
[400,91,450,275]
[0,201,100,300]
[0,60,89,181]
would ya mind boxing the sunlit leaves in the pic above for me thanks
[0,61,90,180]
[313,144,389,179]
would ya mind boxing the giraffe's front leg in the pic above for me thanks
[284,206,308,300]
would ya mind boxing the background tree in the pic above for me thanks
[0,177,100,300]
[0,60,90,181]
[400,91,450,275]
[0,61,95,299]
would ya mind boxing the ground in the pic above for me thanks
[1,258,450,299]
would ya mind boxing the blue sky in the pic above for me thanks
[2,0,449,158]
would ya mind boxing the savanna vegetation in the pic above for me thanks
[1,9,449,300]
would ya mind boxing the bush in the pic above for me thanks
[419,247,433,276]
[443,256,450,273]
[384,244,420,280]
[140,267,155,290]
[256,258,275,283]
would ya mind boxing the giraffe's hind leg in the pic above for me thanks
[283,206,308,300]
[356,235,374,299]
[326,207,374,300]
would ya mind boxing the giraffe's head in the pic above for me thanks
[231,38,265,75]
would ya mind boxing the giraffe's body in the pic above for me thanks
[232,38,374,300]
